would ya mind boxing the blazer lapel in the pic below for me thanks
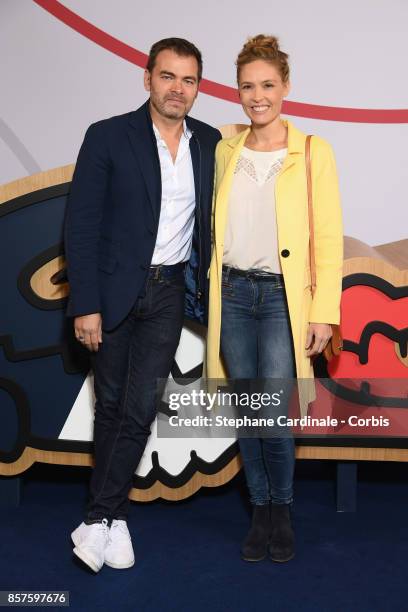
[189,135,201,212]
[278,119,306,177]
[127,104,161,225]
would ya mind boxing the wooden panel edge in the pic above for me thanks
[343,256,408,286]
[3,447,408,498]
[0,448,93,476]
[296,446,408,461]
[129,455,242,501]
[0,165,75,205]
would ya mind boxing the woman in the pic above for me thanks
[207,35,343,562]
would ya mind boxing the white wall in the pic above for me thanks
[1,0,407,245]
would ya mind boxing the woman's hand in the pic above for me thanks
[305,323,332,357]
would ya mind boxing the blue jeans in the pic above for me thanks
[220,266,296,506]
[86,264,185,522]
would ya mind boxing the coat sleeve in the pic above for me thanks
[64,122,111,317]
[308,139,344,325]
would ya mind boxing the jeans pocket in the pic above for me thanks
[163,275,185,291]
[221,280,234,297]
[263,281,284,296]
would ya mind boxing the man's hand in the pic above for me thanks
[74,313,102,352]
[305,323,332,357]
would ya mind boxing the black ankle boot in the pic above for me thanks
[241,504,270,562]
[268,503,295,562]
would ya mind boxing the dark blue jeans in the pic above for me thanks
[220,266,296,506]
[85,265,185,522]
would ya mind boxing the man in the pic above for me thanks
[65,38,221,572]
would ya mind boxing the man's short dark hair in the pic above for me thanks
[146,38,203,81]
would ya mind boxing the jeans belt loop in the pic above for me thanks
[225,265,231,283]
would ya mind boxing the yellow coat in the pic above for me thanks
[206,119,343,416]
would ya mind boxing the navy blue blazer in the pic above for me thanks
[64,101,221,330]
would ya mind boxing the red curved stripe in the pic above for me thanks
[33,0,408,124]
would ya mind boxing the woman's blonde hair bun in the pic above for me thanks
[236,34,289,83]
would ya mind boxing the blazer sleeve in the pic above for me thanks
[308,139,344,325]
[64,122,111,317]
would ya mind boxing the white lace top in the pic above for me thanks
[222,146,287,274]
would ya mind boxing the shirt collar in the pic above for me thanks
[152,120,192,145]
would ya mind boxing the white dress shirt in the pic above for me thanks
[151,121,196,265]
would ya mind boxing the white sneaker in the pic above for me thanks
[71,522,91,549]
[72,518,110,573]
[104,519,135,569]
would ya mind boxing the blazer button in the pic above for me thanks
[281,249,290,258]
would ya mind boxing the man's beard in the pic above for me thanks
[151,93,187,120]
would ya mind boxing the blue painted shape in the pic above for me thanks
[0,195,67,351]
[0,387,18,453]
[0,349,87,440]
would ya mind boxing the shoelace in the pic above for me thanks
[108,520,129,543]
[85,518,109,546]
[112,521,127,532]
